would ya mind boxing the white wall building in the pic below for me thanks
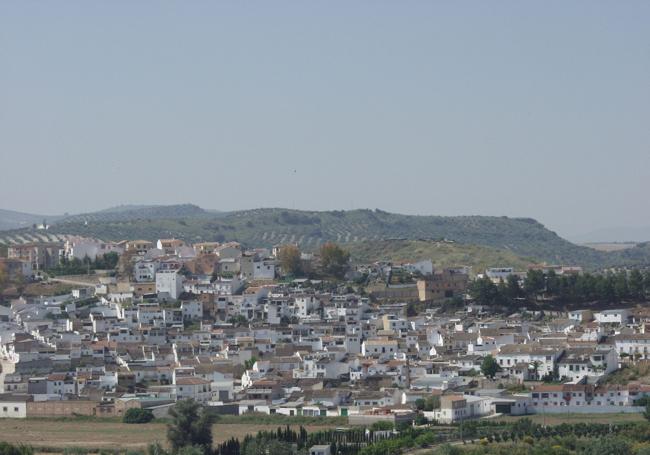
[156,270,183,299]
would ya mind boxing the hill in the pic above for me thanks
[59,204,208,224]
[347,239,535,272]
[3,207,650,269]
[570,225,650,243]
[0,209,63,231]
[0,204,207,231]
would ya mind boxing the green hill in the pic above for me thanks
[3,207,650,269]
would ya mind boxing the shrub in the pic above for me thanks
[0,443,33,455]
[370,421,394,431]
[123,408,155,424]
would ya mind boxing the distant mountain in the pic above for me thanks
[0,209,61,231]
[3,206,650,269]
[59,204,208,224]
[0,204,207,231]
[570,226,650,243]
[96,204,161,214]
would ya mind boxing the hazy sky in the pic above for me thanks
[1,1,649,238]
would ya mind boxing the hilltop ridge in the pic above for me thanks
[3,206,650,269]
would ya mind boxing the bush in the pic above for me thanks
[123,408,154,424]
[0,443,33,455]
[370,421,394,431]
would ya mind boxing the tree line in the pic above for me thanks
[470,268,650,307]
[47,252,120,276]
[278,242,350,280]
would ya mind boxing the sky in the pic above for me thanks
[1,1,649,239]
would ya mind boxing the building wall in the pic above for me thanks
[26,399,139,418]
[0,401,28,418]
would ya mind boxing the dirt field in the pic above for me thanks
[1,420,339,449]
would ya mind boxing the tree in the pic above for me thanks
[469,277,498,306]
[406,302,418,317]
[629,269,645,300]
[583,437,632,455]
[614,271,630,301]
[481,355,500,379]
[319,242,350,279]
[505,274,522,300]
[0,442,33,455]
[242,439,293,455]
[423,395,440,411]
[167,399,214,454]
[644,403,650,422]
[523,270,545,296]
[244,356,258,370]
[278,244,302,277]
[0,262,7,292]
[123,408,154,423]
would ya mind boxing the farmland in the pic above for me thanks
[0,418,341,450]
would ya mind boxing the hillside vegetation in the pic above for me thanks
[2,207,650,269]
[348,239,535,272]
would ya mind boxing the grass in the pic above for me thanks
[603,361,650,385]
[494,412,644,426]
[348,239,535,273]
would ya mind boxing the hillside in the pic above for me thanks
[59,204,209,224]
[0,209,59,231]
[347,239,535,272]
[2,207,650,269]
[0,204,207,231]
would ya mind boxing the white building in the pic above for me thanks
[252,260,276,280]
[595,309,630,325]
[181,301,203,321]
[484,267,516,283]
[496,345,562,380]
[362,338,399,358]
[0,395,30,418]
[156,270,183,299]
[174,377,212,403]
[614,334,650,359]
[65,237,123,261]
[134,261,158,283]
[428,394,492,423]
[557,348,619,382]
[403,260,434,276]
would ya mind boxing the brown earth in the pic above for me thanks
[2,420,338,449]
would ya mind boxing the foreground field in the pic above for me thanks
[1,419,340,450]
[494,412,644,426]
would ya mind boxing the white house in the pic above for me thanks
[362,338,399,358]
[557,348,619,382]
[0,395,31,418]
[134,261,158,283]
[484,267,516,283]
[428,394,492,423]
[496,344,562,380]
[181,301,203,321]
[174,377,212,403]
[614,334,650,359]
[595,309,630,325]
[65,237,123,261]
[156,270,183,299]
